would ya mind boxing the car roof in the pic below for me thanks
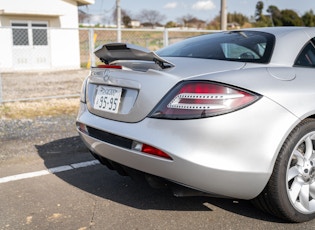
[244,26,312,35]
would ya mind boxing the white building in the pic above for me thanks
[0,0,94,72]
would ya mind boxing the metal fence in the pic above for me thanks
[0,27,219,103]
[79,27,217,68]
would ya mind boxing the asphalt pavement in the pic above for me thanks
[1,115,315,229]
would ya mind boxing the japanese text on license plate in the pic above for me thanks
[94,86,122,113]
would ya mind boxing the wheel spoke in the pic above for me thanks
[309,200,315,212]
[289,179,303,203]
[310,133,315,160]
[304,136,313,160]
[293,150,305,166]
[310,182,315,199]
[299,184,310,210]
[287,166,300,181]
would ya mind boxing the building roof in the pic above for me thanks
[0,0,94,16]
[76,0,94,6]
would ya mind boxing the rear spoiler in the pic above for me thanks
[94,43,174,69]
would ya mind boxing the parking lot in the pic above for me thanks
[1,114,315,230]
[1,69,315,230]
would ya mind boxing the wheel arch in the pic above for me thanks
[270,114,315,174]
[252,116,315,222]
[254,114,315,199]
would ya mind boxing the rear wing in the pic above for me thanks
[94,43,174,69]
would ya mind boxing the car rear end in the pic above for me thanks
[76,30,300,199]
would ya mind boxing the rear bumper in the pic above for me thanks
[77,97,298,199]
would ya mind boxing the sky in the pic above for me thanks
[79,0,315,24]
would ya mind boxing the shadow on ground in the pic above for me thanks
[36,136,283,223]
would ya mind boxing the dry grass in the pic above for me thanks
[1,69,89,102]
[0,69,88,119]
[0,98,80,119]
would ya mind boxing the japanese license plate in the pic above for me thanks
[94,85,122,113]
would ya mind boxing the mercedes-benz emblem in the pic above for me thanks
[103,69,110,82]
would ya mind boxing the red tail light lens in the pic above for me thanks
[133,141,172,160]
[97,64,122,69]
[150,81,260,119]
[141,144,173,160]
[77,122,89,134]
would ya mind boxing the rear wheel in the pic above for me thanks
[252,119,315,222]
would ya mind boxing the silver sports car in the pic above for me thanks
[77,27,315,222]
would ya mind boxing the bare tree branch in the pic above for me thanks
[137,10,165,28]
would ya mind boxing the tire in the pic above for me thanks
[252,119,315,222]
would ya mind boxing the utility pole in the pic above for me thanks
[220,0,227,30]
[116,0,121,42]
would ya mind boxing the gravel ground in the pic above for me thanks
[0,69,91,165]
[0,114,87,165]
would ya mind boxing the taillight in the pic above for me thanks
[77,122,88,134]
[132,142,172,160]
[97,64,122,69]
[142,144,172,160]
[149,81,260,119]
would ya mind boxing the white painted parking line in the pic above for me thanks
[0,160,100,184]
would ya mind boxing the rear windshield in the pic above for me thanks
[157,31,275,64]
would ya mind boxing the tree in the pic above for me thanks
[165,21,178,28]
[137,10,165,28]
[254,1,303,27]
[254,1,272,27]
[227,12,249,26]
[207,15,221,30]
[281,9,303,26]
[208,13,249,30]
[255,1,264,21]
[302,10,315,27]
[122,15,131,28]
[177,14,194,27]
[112,8,132,26]
[267,5,282,26]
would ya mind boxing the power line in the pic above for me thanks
[79,1,115,14]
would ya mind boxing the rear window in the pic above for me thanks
[157,31,275,64]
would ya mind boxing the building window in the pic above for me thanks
[11,21,48,46]
[32,23,48,46]
[12,23,29,46]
